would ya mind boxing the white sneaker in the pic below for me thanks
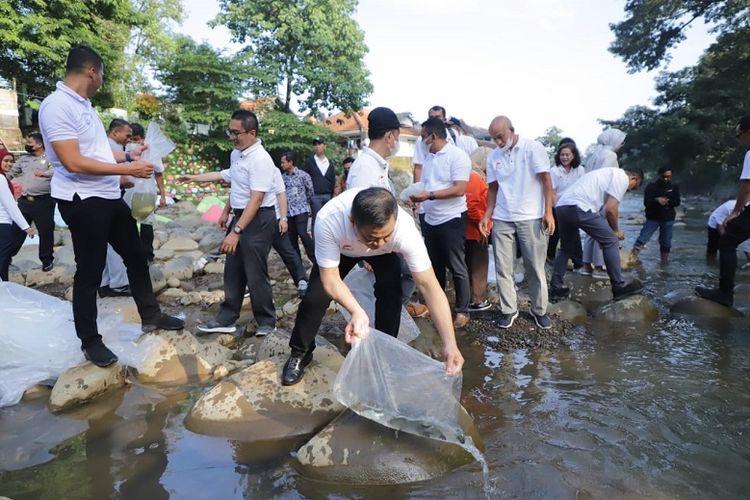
[297,279,308,298]
[255,325,277,337]
[592,270,609,280]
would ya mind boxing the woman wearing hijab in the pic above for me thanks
[0,150,35,280]
[579,129,626,278]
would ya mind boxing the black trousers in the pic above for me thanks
[0,224,14,280]
[422,212,470,312]
[56,195,161,349]
[707,226,721,256]
[718,208,750,293]
[287,212,315,264]
[272,223,307,285]
[289,252,402,356]
[140,223,155,261]
[11,195,56,266]
[216,207,276,328]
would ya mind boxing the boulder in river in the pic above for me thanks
[295,408,483,485]
[49,362,127,412]
[184,357,344,441]
[596,295,659,324]
[256,330,344,372]
[667,289,744,318]
[136,330,232,385]
[548,300,588,324]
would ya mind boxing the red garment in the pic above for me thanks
[465,171,491,241]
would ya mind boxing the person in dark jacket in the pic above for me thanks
[630,166,680,265]
[302,137,336,230]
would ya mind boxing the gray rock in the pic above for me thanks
[296,409,480,485]
[162,256,194,281]
[596,295,659,324]
[98,296,141,324]
[160,237,199,252]
[198,232,225,253]
[136,330,233,385]
[167,277,181,288]
[549,300,588,324]
[667,289,743,318]
[184,357,344,441]
[257,330,344,373]
[53,245,76,267]
[150,266,167,293]
[49,362,126,412]
[205,261,225,274]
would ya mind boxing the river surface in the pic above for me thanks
[2,194,750,499]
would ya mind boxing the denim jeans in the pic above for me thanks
[634,218,675,252]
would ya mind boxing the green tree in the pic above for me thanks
[0,0,183,108]
[156,35,257,152]
[212,0,373,113]
[535,126,564,161]
[609,0,750,72]
[259,109,343,167]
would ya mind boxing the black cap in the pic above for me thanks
[312,137,325,145]
[448,117,462,127]
[368,107,401,133]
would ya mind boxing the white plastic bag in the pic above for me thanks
[333,328,467,446]
[129,123,175,221]
[399,182,424,203]
[0,282,156,407]
[340,266,420,343]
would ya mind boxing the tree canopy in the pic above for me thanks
[212,0,373,113]
[609,0,750,72]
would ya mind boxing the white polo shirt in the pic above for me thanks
[486,136,550,222]
[420,143,471,225]
[455,134,479,156]
[314,188,432,273]
[272,167,286,219]
[740,151,750,180]
[556,167,629,213]
[39,81,120,200]
[345,147,392,192]
[550,165,585,196]
[219,139,277,210]
[708,200,740,228]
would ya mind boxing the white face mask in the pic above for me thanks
[500,134,514,152]
[389,138,401,157]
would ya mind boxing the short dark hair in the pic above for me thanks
[342,156,355,166]
[27,132,43,145]
[429,105,446,119]
[625,168,644,184]
[739,116,750,132]
[554,143,581,168]
[129,123,145,138]
[108,118,129,133]
[351,187,398,228]
[657,166,672,175]
[558,137,576,147]
[65,46,104,75]
[231,109,259,133]
[421,117,447,140]
[280,151,296,164]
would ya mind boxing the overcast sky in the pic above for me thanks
[179,0,714,145]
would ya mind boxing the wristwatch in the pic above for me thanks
[428,191,436,201]
[232,224,243,235]
[281,217,288,222]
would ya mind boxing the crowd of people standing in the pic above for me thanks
[3,45,750,384]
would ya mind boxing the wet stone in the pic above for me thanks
[49,362,127,412]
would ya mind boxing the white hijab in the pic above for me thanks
[585,128,626,171]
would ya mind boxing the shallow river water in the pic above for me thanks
[2,195,750,499]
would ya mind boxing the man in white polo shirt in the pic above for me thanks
[479,115,555,330]
[410,117,472,329]
[179,110,278,336]
[39,46,184,368]
[346,107,401,192]
[550,167,645,301]
[281,187,464,385]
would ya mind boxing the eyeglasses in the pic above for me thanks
[226,129,250,138]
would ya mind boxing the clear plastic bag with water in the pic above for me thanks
[333,328,466,445]
[339,266,420,343]
[129,122,175,221]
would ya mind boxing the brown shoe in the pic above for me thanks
[453,312,470,329]
[407,303,429,318]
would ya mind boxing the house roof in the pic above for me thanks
[322,109,420,137]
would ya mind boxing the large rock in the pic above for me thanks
[24,266,65,286]
[162,256,194,281]
[150,265,167,293]
[136,330,232,384]
[667,289,743,318]
[98,296,140,324]
[53,245,76,267]
[257,330,344,372]
[184,357,344,441]
[596,295,659,324]
[160,237,199,253]
[566,274,613,312]
[49,362,126,412]
[296,409,481,485]
[198,232,225,253]
[548,300,588,324]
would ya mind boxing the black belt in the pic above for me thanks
[20,194,51,202]
[232,206,275,216]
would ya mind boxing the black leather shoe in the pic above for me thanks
[82,343,118,367]
[612,280,644,301]
[549,286,570,299]
[142,313,185,333]
[281,352,313,386]
[695,286,733,307]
